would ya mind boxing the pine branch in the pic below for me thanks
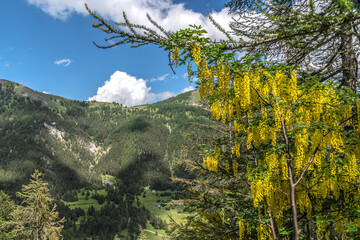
[225,14,360,50]
[208,14,235,43]
[146,13,171,38]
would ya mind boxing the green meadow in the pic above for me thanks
[137,187,190,239]
[63,188,107,213]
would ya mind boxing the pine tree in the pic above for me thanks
[11,170,64,240]
[225,0,360,91]
[0,190,16,239]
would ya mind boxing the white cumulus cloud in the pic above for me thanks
[88,71,155,106]
[27,0,234,40]
[54,58,72,67]
[89,71,195,106]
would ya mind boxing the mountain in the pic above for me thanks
[0,79,216,239]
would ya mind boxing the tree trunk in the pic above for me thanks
[278,102,300,240]
[341,22,358,92]
[289,166,300,240]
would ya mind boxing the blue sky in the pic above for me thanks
[0,0,232,106]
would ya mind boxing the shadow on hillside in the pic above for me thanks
[116,151,171,196]
[129,117,151,132]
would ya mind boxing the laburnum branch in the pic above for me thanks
[264,200,278,240]
[271,90,301,240]
[294,146,320,187]
[250,85,271,106]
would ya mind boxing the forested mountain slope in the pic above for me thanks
[0,79,216,239]
[0,79,207,191]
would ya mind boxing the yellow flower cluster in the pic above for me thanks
[249,174,272,208]
[238,220,245,240]
[203,145,220,172]
[233,160,239,177]
[348,153,358,181]
[231,143,240,157]
[217,60,230,98]
[190,42,214,100]
[257,223,271,240]
[202,155,218,172]
[170,46,180,66]
[295,128,308,173]
[189,42,360,238]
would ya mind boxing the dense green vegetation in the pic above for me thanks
[0,79,217,239]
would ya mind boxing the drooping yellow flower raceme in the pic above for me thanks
[238,220,245,240]
[203,145,220,172]
[170,46,180,66]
